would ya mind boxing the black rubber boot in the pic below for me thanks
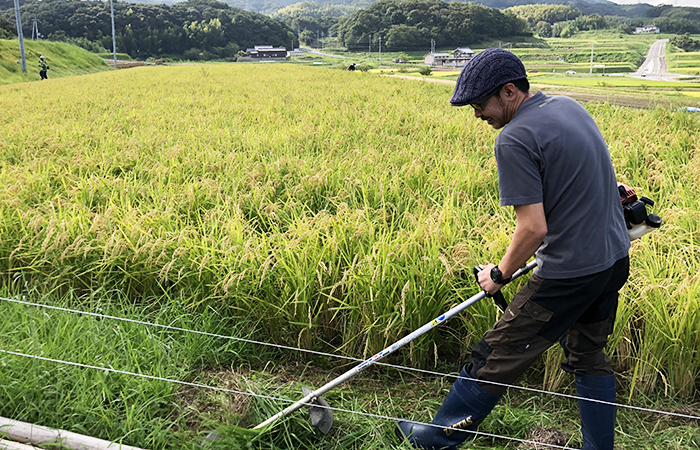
[395,368,500,450]
[576,374,616,450]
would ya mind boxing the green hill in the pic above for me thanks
[0,39,111,85]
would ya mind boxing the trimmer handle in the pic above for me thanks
[473,266,509,313]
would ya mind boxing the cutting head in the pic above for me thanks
[302,386,334,434]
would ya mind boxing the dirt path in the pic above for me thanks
[104,59,146,69]
[531,88,665,109]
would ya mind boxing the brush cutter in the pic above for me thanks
[225,261,539,436]
[205,185,661,439]
[618,183,662,240]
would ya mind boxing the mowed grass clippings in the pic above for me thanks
[0,64,699,448]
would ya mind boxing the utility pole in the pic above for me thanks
[13,0,26,73]
[378,35,381,66]
[368,34,371,59]
[589,42,594,74]
[109,0,117,69]
[32,0,40,40]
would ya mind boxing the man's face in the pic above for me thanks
[472,89,508,130]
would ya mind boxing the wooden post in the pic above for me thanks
[1,438,37,450]
[0,417,147,450]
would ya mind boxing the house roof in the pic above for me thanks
[454,47,474,53]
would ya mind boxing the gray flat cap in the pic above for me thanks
[450,48,527,106]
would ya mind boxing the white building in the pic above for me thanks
[424,47,475,67]
[424,52,451,66]
[634,26,660,34]
[245,45,288,58]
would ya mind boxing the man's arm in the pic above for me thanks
[477,202,547,294]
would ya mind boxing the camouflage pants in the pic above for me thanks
[467,256,630,396]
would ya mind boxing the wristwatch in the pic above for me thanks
[490,265,511,285]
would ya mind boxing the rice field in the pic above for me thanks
[0,63,698,448]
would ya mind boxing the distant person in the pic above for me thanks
[348,63,356,71]
[38,55,49,80]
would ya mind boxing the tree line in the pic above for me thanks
[475,0,651,19]
[334,0,530,51]
[271,1,355,45]
[0,14,14,39]
[2,0,533,55]
[671,33,700,52]
[650,7,700,35]
[506,3,700,38]
[273,1,700,51]
[3,0,698,59]
[0,0,297,60]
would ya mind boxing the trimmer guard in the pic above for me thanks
[302,386,334,434]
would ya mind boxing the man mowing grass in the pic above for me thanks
[395,48,631,450]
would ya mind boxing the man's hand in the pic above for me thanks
[477,263,502,295]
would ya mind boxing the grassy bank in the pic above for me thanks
[0,64,698,449]
[0,39,111,85]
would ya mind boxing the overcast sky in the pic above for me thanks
[609,0,699,6]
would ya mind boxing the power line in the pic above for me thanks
[1,296,698,421]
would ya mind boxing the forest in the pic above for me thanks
[0,14,14,39]
[334,0,529,50]
[0,0,664,16]
[650,7,700,34]
[1,0,297,59]
[1,0,699,60]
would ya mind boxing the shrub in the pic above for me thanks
[183,48,203,61]
[417,65,432,76]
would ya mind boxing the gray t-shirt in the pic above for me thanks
[495,91,630,279]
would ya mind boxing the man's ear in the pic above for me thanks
[501,83,518,99]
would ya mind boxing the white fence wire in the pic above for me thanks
[1,295,698,449]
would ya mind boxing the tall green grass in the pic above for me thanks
[0,288,271,449]
[0,64,698,407]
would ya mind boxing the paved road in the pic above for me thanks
[636,39,667,75]
[630,39,691,81]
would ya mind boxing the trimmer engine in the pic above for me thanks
[618,183,662,240]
